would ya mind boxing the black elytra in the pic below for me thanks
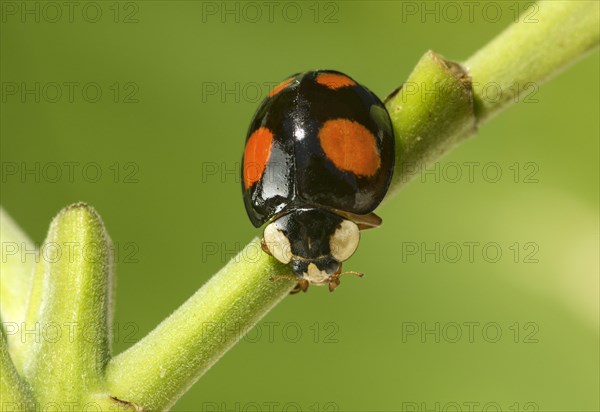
[241,70,395,292]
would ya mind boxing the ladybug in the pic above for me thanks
[242,70,395,292]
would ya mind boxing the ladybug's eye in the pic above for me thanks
[263,222,292,264]
[329,220,360,262]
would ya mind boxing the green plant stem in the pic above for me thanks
[385,0,600,195]
[105,240,291,411]
[22,204,114,406]
[0,209,35,358]
[0,326,35,410]
[465,0,600,122]
[383,51,475,197]
[103,1,598,409]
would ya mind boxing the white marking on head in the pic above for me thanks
[263,222,292,264]
[329,219,360,262]
[303,263,330,285]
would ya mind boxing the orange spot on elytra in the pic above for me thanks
[269,78,293,97]
[244,127,274,189]
[315,73,356,89]
[318,119,380,177]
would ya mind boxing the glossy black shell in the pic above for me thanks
[242,70,395,228]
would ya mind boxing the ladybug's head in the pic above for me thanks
[290,257,341,285]
[262,208,363,291]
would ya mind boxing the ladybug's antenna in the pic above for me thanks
[339,271,364,278]
[328,271,364,292]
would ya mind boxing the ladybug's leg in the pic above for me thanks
[328,266,342,292]
[269,275,309,294]
[328,269,364,292]
[328,277,341,292]
[290,279,309,294]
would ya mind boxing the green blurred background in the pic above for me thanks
[1,1,598,410]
